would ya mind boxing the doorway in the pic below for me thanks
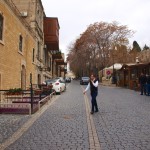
[38,74,41,87]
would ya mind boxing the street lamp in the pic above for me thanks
[112,46,117,84]
[64,64,67,90]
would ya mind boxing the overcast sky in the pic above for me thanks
[42,0,150,55]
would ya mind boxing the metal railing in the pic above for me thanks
[38,91,56,110]
[0,88,55,115]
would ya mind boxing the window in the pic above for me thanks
[37,41,40,60]
[0,14,3,41]
[32,48,35,62]
[49,58,51,71]
[44,48,47,65]
[19,35,23,52]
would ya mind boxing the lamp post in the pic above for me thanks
[30,73,33,114]
[112,46,117,84]
[64,64,67,90]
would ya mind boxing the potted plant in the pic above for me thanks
[34,89,42,95]
[5,88,23,95]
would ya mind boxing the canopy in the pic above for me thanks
[107,63,123,70]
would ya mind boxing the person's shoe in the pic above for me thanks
[90,111,94,114]
[140,94,143,95]
[95,110,99,113]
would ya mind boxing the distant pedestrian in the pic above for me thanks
[146,74,150,96]
[139,72,147,95]
[83,74,99,114]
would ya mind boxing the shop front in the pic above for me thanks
[117,63,150,90]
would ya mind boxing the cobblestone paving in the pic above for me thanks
[6,82,90,150]
[0,115,30,144]
[2,81,150,150]
[88,86,150,150]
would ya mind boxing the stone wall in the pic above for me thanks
[0,0,36,89]
[12,0,52,82]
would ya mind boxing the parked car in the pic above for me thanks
[54,77,64,81]
[80,77,90,85]
[43,79,66,94]
[65,77,71,83]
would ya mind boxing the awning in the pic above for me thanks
[107,63,123,70]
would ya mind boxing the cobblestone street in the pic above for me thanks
[89,86,150,150]
[0,80,150,150]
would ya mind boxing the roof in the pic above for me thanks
[119,62,150,70]
[123,62,149,67]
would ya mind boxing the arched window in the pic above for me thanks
[32,48,35,62]
[19,35,23,52]
[38,74,41,86]
[0,14,3,40]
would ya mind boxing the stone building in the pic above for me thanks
[12,0,66,82]
[44,17,66,79]
[0,0,66,91]
[138,49,150,63]
[0,0,37,89]
[12,0,47,84]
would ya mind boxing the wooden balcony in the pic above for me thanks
[52,53,63,60]
[55,59,67,66]
[44,17,60,51]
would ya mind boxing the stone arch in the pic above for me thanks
[37,74,41,86]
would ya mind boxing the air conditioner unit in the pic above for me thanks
[21,12,28,17]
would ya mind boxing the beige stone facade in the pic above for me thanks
[138,49,150,63]
[0,0,65,91]
[0,0,37,89]
[12,0,53,83]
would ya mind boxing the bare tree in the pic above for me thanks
[67,21,134,77]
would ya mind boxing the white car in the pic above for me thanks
[44,79,66,94]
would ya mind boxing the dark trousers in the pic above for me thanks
[140,84,146,95]
[91,92,98,112]
[146,84,150,95]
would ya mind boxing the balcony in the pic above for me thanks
[55,59,67,66]
[44,17,60,51]
[52,53,63,60]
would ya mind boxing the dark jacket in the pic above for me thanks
[90,79,98,94]
[147,75,150,84]
[139,75,147,84]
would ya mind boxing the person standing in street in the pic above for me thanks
[146,74,150,96]
[83,74,99,114]
[139,72,147,95]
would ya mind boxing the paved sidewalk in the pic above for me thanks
[5,82,90,150]
[99,80,116,87]
[0,115,30,144]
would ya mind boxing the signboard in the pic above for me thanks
[106,70,111,75]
